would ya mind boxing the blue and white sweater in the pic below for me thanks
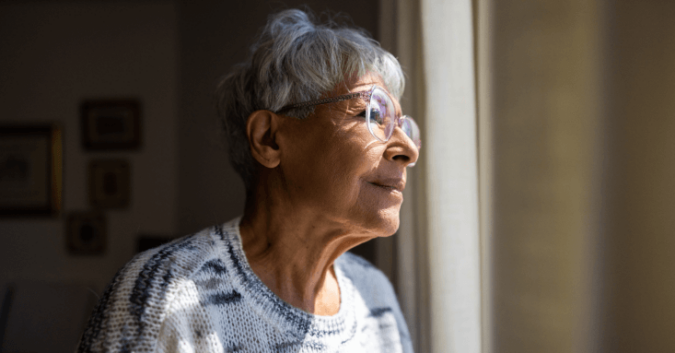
[77,218,413,353]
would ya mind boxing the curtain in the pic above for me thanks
[385,0,483,352]
[419,0,482,352]
[393,0,675,352]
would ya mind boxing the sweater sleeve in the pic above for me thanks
[77,249,172,353]
[76,231,218,353]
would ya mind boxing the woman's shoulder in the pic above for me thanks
[117,225,226,288]
[337,251,413,351]
[77,223,231,352]
[336,252,397,303]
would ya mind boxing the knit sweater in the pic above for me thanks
[77,218,413,353]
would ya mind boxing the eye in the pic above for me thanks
[370,108,385,125]
[356,110,367,118]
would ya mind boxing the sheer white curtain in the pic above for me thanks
[420,0,482,352]
[381,0,483,352]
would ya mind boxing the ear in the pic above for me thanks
[246,110,281,169]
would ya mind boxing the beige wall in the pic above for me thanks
[489,0,605,350]
[486,0,675,352]
[0,2,179,291]
[601,1,675,351]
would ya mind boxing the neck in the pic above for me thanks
[238,181,371,315]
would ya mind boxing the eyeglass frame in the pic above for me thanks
[274,85,421,150]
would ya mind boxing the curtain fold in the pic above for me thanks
[419,0,482,352]
[388,0,482,351]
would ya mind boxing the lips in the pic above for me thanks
[370,178,405,192]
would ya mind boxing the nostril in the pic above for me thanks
[393,154,410,163]
[394,154,416,167]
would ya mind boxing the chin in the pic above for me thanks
[368,208,401,237]
[351,194,402,236]
[382,215,401,236]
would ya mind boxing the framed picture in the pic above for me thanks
[89,159,130,209]
[66,212,106,255]
[0,125,62,216]
[81,99,141,150]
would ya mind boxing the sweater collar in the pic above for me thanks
[214,217,358,344]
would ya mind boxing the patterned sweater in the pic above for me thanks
[77,218,413,353]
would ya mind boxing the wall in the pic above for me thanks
[0,2,179,292]
[487,0,605,352]
[602,1,675,351]
[485,0,675,352]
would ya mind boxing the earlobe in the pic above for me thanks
[246,110,281,169]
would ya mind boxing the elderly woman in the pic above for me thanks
[78,9,419,353]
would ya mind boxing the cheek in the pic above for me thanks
[281,116,390,218]
[283,135,370,208]
[323,147,372,200]
[322,128,376,183]
[317,145,383,218]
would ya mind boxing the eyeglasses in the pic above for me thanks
[275,85,421,151]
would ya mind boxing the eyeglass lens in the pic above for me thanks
[367,87,421,149]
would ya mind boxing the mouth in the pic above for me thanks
[372,184,399,193]
[369,178,405,193]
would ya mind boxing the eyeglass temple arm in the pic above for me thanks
[275,91,371,114]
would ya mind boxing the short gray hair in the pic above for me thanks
[215,9,405,191]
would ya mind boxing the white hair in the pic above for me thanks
[215,9,405,190]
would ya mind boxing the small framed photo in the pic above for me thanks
[0,125,62,216]
[81,99,141,150]
[89,159,130,209]
[66,212,106,255]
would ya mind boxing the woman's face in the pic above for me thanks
[276,73,419,237]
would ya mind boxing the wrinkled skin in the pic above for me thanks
[239,73,419,316]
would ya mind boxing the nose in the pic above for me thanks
[384,126,420,167]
